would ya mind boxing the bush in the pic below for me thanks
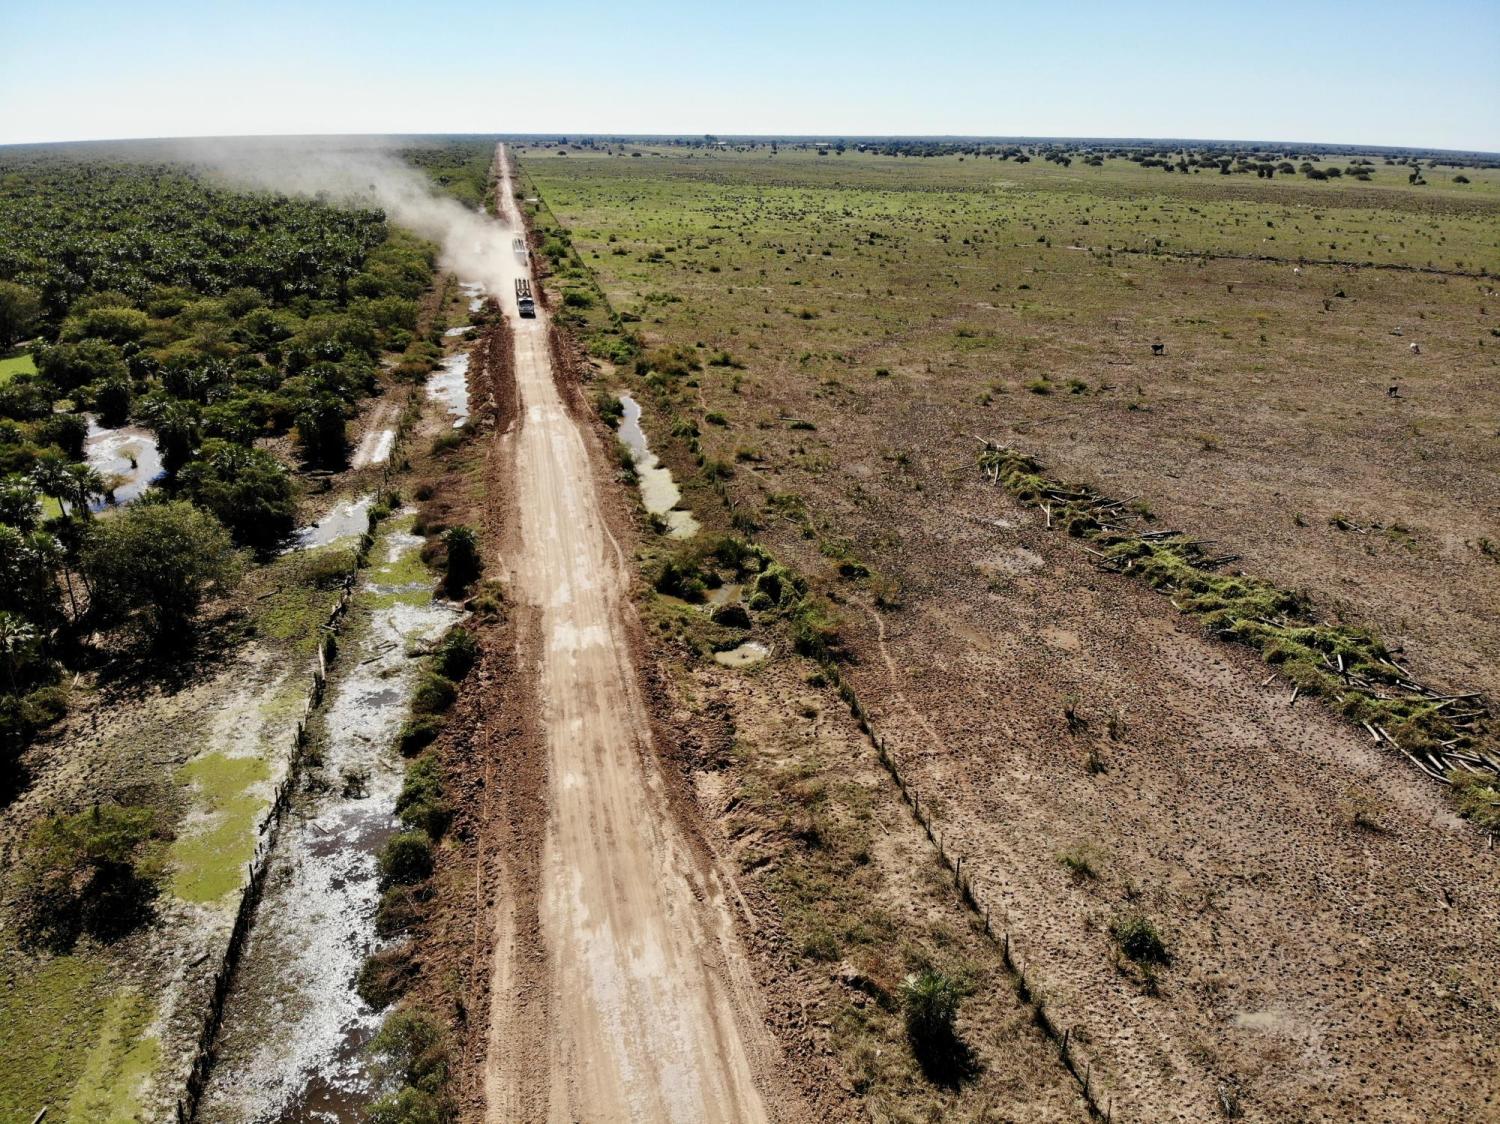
[378,832,434,888]
[91,375,133,428]
[371,1008,448,1091]
[357,944,415,1010]
[397,715,445,756]
[296,395,349,468]
[594,389,624,424]
[434,627,478,681]
[368,1087,447,1124]
[442,525,482,595]
[1110,912,1170,965]
[376,885,423,937]
[39,413,89,461]
[411,671,457,716]
[17,804,162,950]
[397,757,452,839]
[900,969,963,1047]
[789,597,842,662]
[654,556,706,602]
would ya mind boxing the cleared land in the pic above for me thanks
[521,144,1500,1121]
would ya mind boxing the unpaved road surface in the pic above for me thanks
[480,147,781,1123]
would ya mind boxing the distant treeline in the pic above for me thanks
[511,134,1500,170]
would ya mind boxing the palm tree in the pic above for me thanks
[62,463,106,519]
[30,455,72,516]
[0,479,42,531]
[0,611,37,692]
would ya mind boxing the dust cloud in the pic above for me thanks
[167,136,512,291]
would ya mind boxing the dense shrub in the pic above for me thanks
[357,944,415,1011]
[396,756,451,839]
[378,832,434,888]
[397,715,445,756]
[434,627,478,681]
[368,1086,447,1124]
[178,439,297,550]
[410,671,457,716]
[16,804,162,949]
[1110,912,1170,965]
[370,1009,448,1092]
[441,525,482,595]
[82,500,240,644]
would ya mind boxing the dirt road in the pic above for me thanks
[479,146,781,1123]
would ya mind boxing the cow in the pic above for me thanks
[1151,342,1165,356]
[1388,385,1400,398]
[1410,342,1421,355]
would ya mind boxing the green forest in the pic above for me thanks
[0,155,439,794]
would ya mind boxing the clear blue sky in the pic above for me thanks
[3,0,1497,151]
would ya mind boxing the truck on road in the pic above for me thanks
[515,278,536,318]
[512,236,529,260]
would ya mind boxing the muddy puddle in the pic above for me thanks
[618,394,699,538]
[707,583,742,608]
[714,640,771,668]
[286,495,374,552]
[426,353,469,428]
[458,280,486,313]
[84,418,164,509]
[196,519,460,1123]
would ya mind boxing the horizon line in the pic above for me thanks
[2,131,1497,160]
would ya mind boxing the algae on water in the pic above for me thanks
[64,987,160,1124]
[170,753,270,904]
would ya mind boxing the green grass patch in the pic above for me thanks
[0,951,111,1119]
[64,986,160,1124]
[0,350,36,385]
[169,752,270,904]
[253,545,355,648]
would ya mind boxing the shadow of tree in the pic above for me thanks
[911,1024,983,1089]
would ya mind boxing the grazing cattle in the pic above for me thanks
[1151,342,1165,356]
[1410,342,1421,355]
[1388,385,1400,398]
[1293,266,1302,275]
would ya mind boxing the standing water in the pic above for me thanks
[84,418,164,509]
[284,495,375,552]
[196,519,461,1123]
[617,394,699,538]
[425,353,470,428]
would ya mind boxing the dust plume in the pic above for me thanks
[166,136,512,291]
